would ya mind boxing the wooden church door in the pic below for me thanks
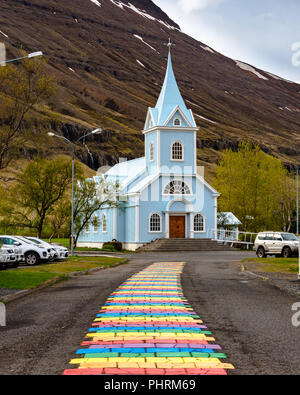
[169,216,186,239]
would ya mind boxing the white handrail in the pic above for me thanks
[208,228,257,245]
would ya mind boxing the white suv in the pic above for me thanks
[0,236,50,265]
[254,232,299,258]
[0,244,19,270]
[25,237,68,261]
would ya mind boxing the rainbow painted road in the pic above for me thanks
[64,262,234,375]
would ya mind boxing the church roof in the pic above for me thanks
[149,52,196,128]
[220,212,242,226]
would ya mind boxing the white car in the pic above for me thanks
[0,236,50,266]
[0,244,19,270]
[25,237,57,261]
[254,232,299,258]
[49,243,69,260]
[25,237,68,261]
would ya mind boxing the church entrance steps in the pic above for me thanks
[138,239,233,252]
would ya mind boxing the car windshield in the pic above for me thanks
[14,237,31,244]
[281,233,298,241]
[26,238,41,245]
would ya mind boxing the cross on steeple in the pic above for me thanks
[164,38,175,53]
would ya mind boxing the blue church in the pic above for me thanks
[77,50,220,251]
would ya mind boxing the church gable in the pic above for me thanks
[164,107,192,128]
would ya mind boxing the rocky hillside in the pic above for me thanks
[0,0,300,178]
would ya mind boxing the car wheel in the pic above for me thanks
[282,247,291,258]
[25,252,40,266]
[0,262,6,270]
[257,247,266,258]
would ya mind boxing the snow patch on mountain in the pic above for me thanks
[195,114,217,124]
[133,34,158,52]
[90,0,101,6]
[201,45,214,54]
[136,59,145,68]
[0,30,8,38]
[109,1,179,31]
[235,60,268,80]
[110,0,124,8]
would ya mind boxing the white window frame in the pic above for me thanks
[149,213,162,233]
[171,141,184,162]
[173,117,182,127]
[194,214,205,233]
[163,180,192,196]
[149,142,154,162]
[102,213,108,234]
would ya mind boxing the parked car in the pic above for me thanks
[25,237,68,261]
[254,232,299,258]
[49,242,69,260]
[0,236,50,265]
[0,243,19,270]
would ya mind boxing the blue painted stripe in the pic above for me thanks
[88,328,210,334]
[97,312,200,318]
[76,348,216,355]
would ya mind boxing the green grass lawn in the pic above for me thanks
[242,257,299,274]
[0,256,126,290]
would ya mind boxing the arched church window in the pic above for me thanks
[164,180,191,195]
[194,214,204,232]
[102,214,107,233]
[171,141,183,161]
[174,118,181,126]
[149,142,154,162]
[93,215,99,233]
[149,213,162,232]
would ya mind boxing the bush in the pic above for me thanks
[103,241,123,252]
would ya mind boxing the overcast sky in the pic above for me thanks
[153,0,300,82]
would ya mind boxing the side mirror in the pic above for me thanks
[13,242,21,246]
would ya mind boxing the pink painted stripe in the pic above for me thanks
[81,339,211,346]
[99,310,192,314]
[64,368,227,375]
[92,321,207,329]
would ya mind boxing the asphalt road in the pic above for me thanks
[0,250,300,375]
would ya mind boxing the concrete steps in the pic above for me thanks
[139,238,233,252]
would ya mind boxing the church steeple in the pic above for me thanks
[145,47,196,130]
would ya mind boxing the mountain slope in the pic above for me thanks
[0,0,299,178]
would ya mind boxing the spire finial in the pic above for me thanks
[165,38,175,54]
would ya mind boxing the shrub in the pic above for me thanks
[103,241,123,252]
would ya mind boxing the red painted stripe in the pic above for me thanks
[63,368,227,375]
[81,339,210,346]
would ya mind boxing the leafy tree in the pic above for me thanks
[0,51,56,173]
[213,142,296,232]
[2,158,82,237]
[48,200,72,240]
[72,177,121,248]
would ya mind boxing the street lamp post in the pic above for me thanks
[0,51,43,66]
[48,128,102,256]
